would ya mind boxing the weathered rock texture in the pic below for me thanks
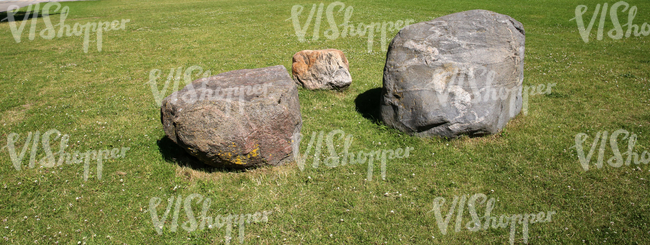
[161,65,302,168]
[381,10,525,138]
[292,49,352,90]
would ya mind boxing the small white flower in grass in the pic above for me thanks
[329,234,333,238]
[390,210,394,214]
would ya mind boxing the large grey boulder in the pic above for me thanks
[292,49,352,90]
[381,10,525,138]
[161,65,302,168]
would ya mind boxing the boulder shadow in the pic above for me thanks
[354,87,383,124]
[157,136,245,173]
[1,10,59,23]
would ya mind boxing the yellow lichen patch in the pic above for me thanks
[233,155,246,165]
[249,146,260,157]
[217,144,261,165]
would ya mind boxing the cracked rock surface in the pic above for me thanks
[161,65,302,168]
[381,10,525,138]
[292,49,352,90]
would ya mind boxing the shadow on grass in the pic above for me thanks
[156,136,246,173]
[354,87,383,124]
[0,10,59,23]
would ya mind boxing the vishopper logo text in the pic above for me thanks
[148,66,272,117]
[148,194,272,244]
[573,129,649,171]
[429,193,556,245]
[292,130,414,181]
[2,129,130,181]
[571,1,649,43]
[148,66,212,106]
[287,1,414,53]
[426,64,556,116]
[3,2,130,53]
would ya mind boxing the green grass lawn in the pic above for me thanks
[1,0,649,244]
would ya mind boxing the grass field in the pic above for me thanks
[1,0,649,244]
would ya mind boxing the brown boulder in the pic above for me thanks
[292,49,352,90]
[160,65,302,168]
